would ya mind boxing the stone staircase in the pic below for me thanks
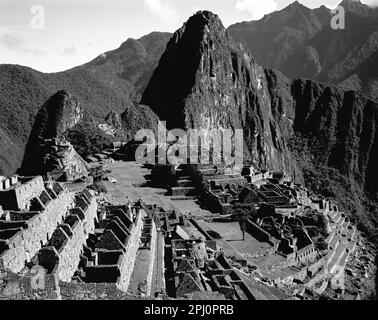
[167,167,198,199]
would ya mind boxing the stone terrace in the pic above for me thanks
[0,179,75,273]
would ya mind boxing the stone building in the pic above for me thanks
[75,202,148,293]
[37,190,98,282]
[0,175,76,273]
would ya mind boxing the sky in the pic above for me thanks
[0,0,377,72]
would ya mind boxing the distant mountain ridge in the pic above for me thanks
[74,32,172,99]
[0,32,170,175]
[228,0,378,101]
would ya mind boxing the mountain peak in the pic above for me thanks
[340,0,364,7]
[189,10,221,23]
[340,0,362,4]
[283,0,310,13]
[141,11,303,175]
[179,10,225,37]
[339,0,372,16]
[289,1,304,8]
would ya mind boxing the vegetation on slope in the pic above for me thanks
[289,133,378,244]
[228,0,378,101]
[64,116,113,158]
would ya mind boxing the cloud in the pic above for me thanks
[144,0,178,24]
[62,46,77,56]
[23,48,46,56]
[0,33,24,50]
[363,0,378,6]
[0,31,46,56]
[235,0,277,20]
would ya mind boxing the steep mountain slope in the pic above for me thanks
[20,90,84,175]
[142,11,302,180]
[0,32,169,175]
[142,10,378,239]
[75,32,172,98]
[292,79,378,189]
[228,0,378,101]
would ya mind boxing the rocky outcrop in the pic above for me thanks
[142,11,302,181]
[105,111,122,129]
[20,90,84,176]
[42,138,89,181]
[33,90,83,137]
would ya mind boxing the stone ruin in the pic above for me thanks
[142,205,257,300]
[0,173,163,300]
[0,149,364,300]
[0,173,98,299]
[147,158,361,297]
[41,138,88,182]
[74,202,145,292]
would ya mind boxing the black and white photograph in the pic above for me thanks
[0,0,377,308]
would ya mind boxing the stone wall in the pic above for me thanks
[38,192,97,282]
[245,219,273,244]
[0,176,45,210]
[296,244,317,264]
[156,231,166,294]
[0,176,18,191]
[116,207,144,292]
[292,267,308,282]
[145,219,157,296]
[127,218,157,296]
[308,257,326,277]
[0,186,74,273]
[305,268,329,288]
[0,270,141,300]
